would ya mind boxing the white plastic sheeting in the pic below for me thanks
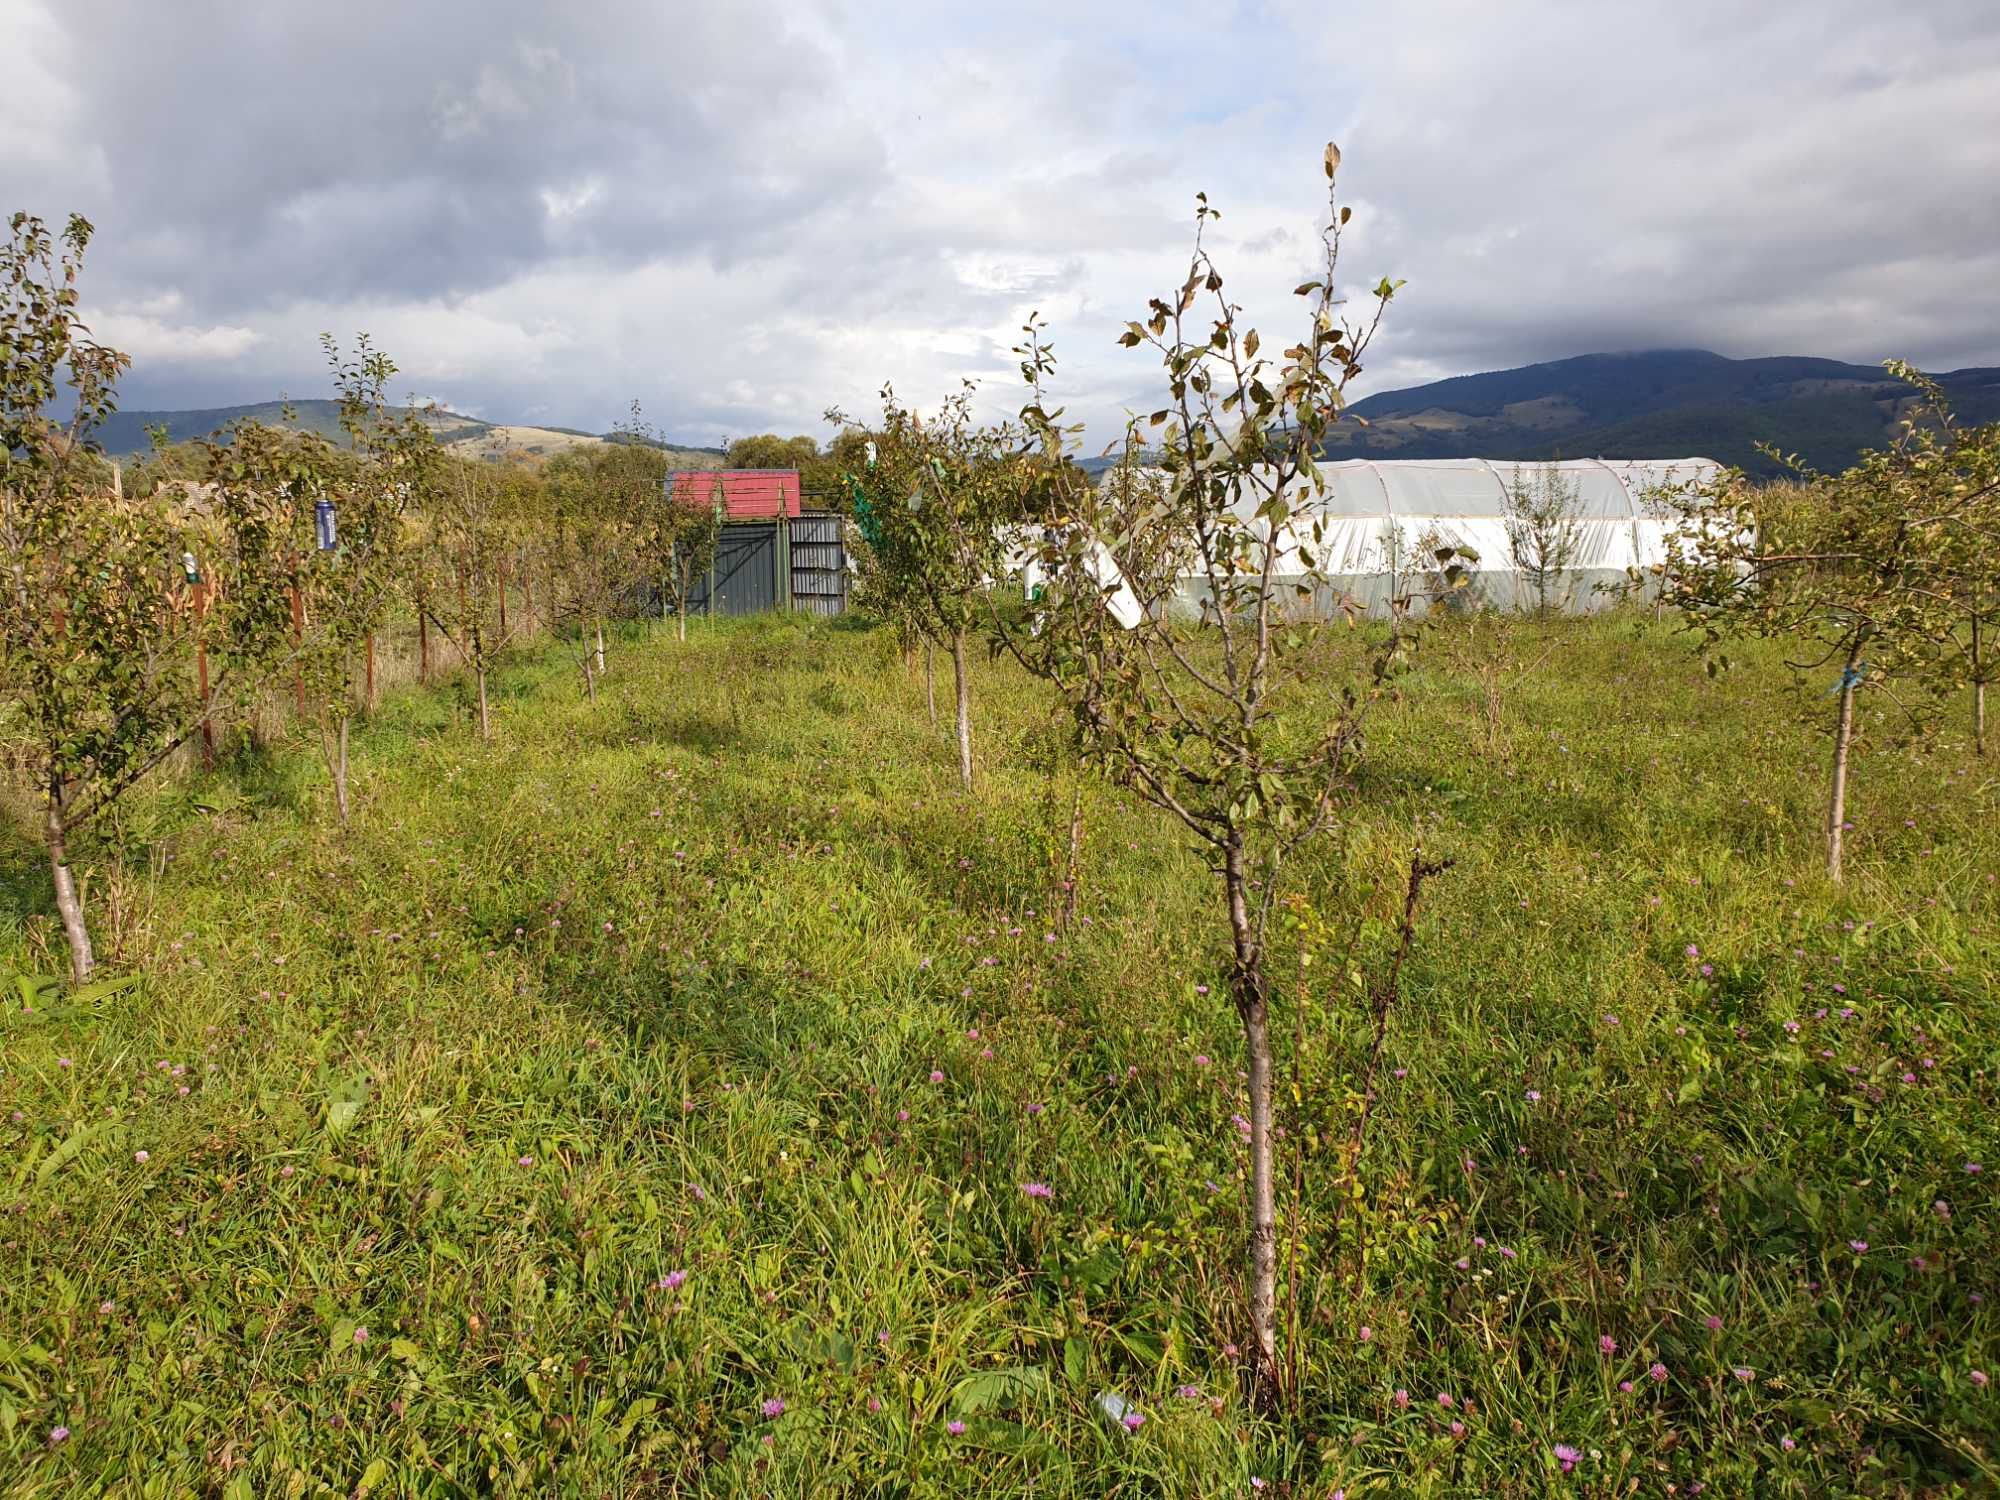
[1092,457,1721,619]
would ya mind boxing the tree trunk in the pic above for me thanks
[46,793,94,982]
[950,629,972,791]
[677,597,687,643]
[477,664,491,742]
[595,621,606,677]
[364,631,377,711]
[322,713,351,826]
[419,597,431,683]
[925,639,937,729]
[1224,837,1279,1411]
[498,562,509,635]
[584,660,597,705]
[1973,612,1986,756]
[1826,643,1862,884]
[523,566,535,632]
[337,714,350,824]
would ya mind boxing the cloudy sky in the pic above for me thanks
[6,0,1998,446]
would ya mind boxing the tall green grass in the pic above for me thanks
[1,611,1993,1496]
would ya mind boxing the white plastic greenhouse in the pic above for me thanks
[1049,457,1722,620]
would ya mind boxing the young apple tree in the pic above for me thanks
[0,213,290,977]
[841,384,1012,790]
[1665,362,2000,880]
[288,335,435,822]
[1503,462,1585,614]
[541,445,645,702]
[654,468,723,643]
[415,457,526,740]
[1003,148,1464,1408]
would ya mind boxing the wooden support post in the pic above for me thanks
[778,511,792,612]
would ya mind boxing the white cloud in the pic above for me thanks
[92,305,262,362]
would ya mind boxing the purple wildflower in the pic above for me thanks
[1020,1182,1053,1200]
[762,1397,786,1418]
[1554,1442,1581,1473]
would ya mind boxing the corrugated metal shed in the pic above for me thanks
[667,468,802,520]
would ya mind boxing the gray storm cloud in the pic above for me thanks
[6,0,1996,444]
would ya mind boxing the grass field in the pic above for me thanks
[1,610,1994,1497]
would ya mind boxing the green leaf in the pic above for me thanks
[65,973,136,1006]
[953,1366,1051,1415]
[617,1396,657,1442]
[33,1112,118,1186]
[356,1459,388,1495]
[1063,1336,1086,1388]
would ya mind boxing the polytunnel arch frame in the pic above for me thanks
[1067,455,1724,620]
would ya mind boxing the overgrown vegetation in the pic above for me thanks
[5,160,1998,1498]
[0,611,1992,1495]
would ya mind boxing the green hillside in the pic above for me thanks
[1328,350,2000,472]
[86,400,726,469]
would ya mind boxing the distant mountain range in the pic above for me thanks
[86,399,726,469]
[94,348,2000,479]
[1333,350,2000,474]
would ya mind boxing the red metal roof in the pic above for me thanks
[667,468,802,520]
